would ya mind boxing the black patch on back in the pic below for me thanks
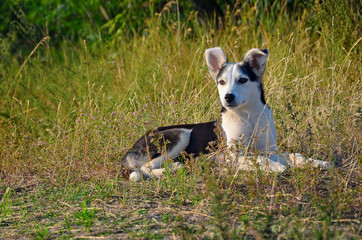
[154,121,220,157]
[121,121,220,166]
[125,129,183,161]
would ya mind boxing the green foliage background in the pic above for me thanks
[1,1,359,55]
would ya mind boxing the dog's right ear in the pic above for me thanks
[243,48,269,78]
[205,47,228,82]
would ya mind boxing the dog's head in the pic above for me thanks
[205,47,269,111]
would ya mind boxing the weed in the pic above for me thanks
[63,215,71,236]
[34,224,49,240]
[0,187,12,225]
[73,201,97,232]
[161,213,171,223]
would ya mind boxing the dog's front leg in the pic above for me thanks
[235,154,287,172]
[287,153,331,168]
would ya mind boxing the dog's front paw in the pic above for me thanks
[288,153,306,166]
[289,153,331,168]
[234,156,286,172]
[256,156,286,172]
[308,158,331,168]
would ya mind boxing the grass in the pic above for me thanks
[0,2,361,239]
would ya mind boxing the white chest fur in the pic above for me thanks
[221,106,277,153]
[221,110,252,147]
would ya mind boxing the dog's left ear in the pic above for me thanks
[205,47,228,82]
[243,48,269,78]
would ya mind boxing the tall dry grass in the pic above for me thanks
[0,1,360,238]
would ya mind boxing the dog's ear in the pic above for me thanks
[243,48,269,78]
[205,47,228,81]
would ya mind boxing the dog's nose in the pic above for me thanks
[225,94,235,103]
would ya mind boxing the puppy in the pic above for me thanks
[121,48,330,181]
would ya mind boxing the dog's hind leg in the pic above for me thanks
[130,161,184,181]
[143,162,184,180]
[140,129,191,179]
[124,128,192,181]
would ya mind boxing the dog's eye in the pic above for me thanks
[238,78,248,84]
[218,80,226,85]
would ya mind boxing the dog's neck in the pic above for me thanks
[220,100,272,148]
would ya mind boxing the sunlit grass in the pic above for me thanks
[0,2,360,238]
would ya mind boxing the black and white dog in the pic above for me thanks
[121,48,330,181]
